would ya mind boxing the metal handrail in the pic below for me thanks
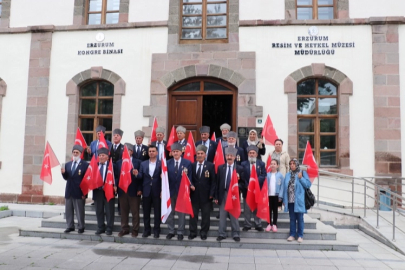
[315,169,405,241]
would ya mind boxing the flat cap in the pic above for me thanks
[225,147,238,156]
[113,128,123,137]
[98,147,109,155]
[199,126,210,134]
[72,145,83,153]
[176,126,186,133]
[96,125,106,133]
[134,130,145,138]
[156,127,165,133]
[246,145,258,153]
[220,123,231,131]
[196,144,207,152]
[227,131,237,139]
[171,142,183,151]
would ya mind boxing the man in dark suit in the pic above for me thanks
[166,142,192,241]
[195,126,217,163]
[110,128,124,164]
[189,145,216,240]
[133,130,149,161]
[216,123,231,147]
[241,145,266,232]
[87,125,112,157]
[114,143,142,238]
[93,147,116,236]
[61,145,89,234]
[176,126,187,155]
[150,127,170,161]
[137,145,162,238]
[214,147,244,242]
[222,131,246,166]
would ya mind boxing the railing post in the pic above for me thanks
[351,177,354,214]
[393,197,396,242]
[376,187,379,229]
[317,175,320,207]
[364,181,367,218]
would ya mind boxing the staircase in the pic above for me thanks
[19,202,358,251]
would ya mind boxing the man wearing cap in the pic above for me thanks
[222,131,246,166]
[241,145,266,232]
[133,130,149,162]
[137,145,162,238]
[216,123,231,147]
[110,128,124,164]
[214,147,244,242]
[195,126,217,163]
[176,126,187,155]
[150,127,170,161]
[93,147,116,236]
[114,143,142,238]
[189,145,216,240]
[61,145,89,234]
[166,142,192,241]
[87,125,112,157]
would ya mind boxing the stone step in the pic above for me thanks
[42,215,326,239]
[19,227,357,251]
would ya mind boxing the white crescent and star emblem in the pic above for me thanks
[99,142,106,148]
[75,139,82,146]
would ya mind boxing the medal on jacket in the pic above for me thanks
[142,150,146,156]
[237,155,240,162]
[183,167,187,175]
[237,173,240,180]
[182,146,185,153]
[78,170,81,176]
[205,170,209,178]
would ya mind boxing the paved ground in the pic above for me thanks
[1,216,405,270]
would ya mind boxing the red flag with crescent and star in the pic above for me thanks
[256,178,270,223]
[213,140,225,173]
[166,126,176,151]
[118,146,133,193]
[104,158,115,202]
[211,132,216,142]
[150,117,158,143]
[184,131,196,163]
[224,168,241,219]
[246,164,261,211]
[74,127,88,159]
[79,155,103,195]
[175,172,194,217]
[40,141,60,185]
[266,155,272,173]
[302,141,319,183]
[262,114,278,145]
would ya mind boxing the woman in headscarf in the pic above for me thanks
[279,158,311,243]
[242,129,266,160]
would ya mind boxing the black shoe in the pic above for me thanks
[216,236,226,241]
[91,202,95,206]
[78,229,84,234]
[233,237,240,242]
[166,233,175,240]
[188,234,196,240]
[106,231,112,236]
[95,230,105,235]
[242,227,251,232]
[64,228,74,233]
[216,214,219,219]
[142,232,151,238]
[177,234,184,241]
[153,233,159,239]
[255,227,264,232]
[201,235,207,240]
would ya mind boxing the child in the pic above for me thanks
[266,159,284,232]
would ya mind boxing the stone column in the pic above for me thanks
[0,0,11,28]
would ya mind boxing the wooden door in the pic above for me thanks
[169,95,202,140]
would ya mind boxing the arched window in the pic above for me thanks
[297,78,338,167]
[79,80,114,149]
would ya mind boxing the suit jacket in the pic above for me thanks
[132,144,149,161]
[114,158,142,197]
[109,143,124,164]
[241,160,267,197]
[241,140,266,161]
[177,139,187,157]
[138,159,162,198]
[151,140,170,160]
[90,139,112,157]
[167,158,192,197]
[215,163,244,205]
[190,161,216,204]
[62,160,89,199]
[222,146,246,166]
[195,140,218,163]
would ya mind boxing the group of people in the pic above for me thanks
[61,123,311,243]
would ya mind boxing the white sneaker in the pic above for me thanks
[287,236,295,242]
[272,225,278,232]
[297,237,303,243]
[265,225,272,232]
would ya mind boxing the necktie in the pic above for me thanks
[114,144,117,151]
[175,161,179,175]
[197,163,202,179]
[99,163,105,182]
[137,145,141,157]
[226,165,231,190]
[72,161,77,174]
[157,142,160,160]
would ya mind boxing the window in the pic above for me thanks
[297,79,338,167]
[0,0,2,18]
[297,0,335,20]
[181,0,228,42]
[79,81,114,157]
[86,0,120,25]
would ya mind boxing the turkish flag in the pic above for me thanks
[98,131,108,149]
[262,115,278,145]
[175,171,194,217]
[104,158,115,202]
[184,131,196,162]
[246,164,260,211]
[166,126,176,151]
[150,117,158,143]
[118,146,133,193]
[79,155,103,196]
[74,127,88,159]
[211,132,216,142]
[256,178,270,223]
[161,153,172,223]
[40,141,60,185]
[266,155,272,173]
[302,141,319,183]
[224,168,241,219]
[213,140,225,173]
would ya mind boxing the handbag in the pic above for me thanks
[305,188,315,209]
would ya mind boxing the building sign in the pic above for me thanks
[77,32,123,56]
[271,26,355,56]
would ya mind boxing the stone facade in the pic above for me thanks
[0,0,11,28]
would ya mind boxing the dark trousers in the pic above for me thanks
[119,193,141,232]
[189,200,211,236]
[93,189,115,232]
[269,195,279,226]
[142,195,161,234]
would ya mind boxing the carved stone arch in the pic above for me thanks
[284,63,353,175]
[65,66,126,161]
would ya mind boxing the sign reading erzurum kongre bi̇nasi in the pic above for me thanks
[77,32,123,56]
[271,26,355,56]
